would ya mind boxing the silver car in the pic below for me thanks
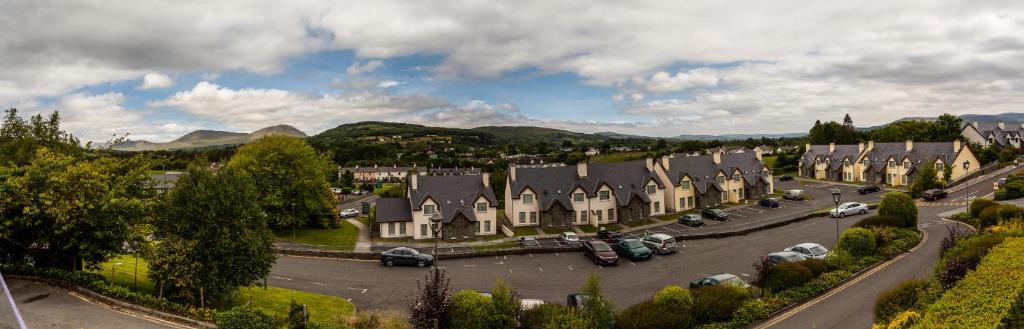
[785,243,830,260]
[830,202,867,218]
[641,233,678,254]
[558,232,580,245]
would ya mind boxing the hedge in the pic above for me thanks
[838,227,878,257]
[878,192,918,228]
[217,305,276,329]
[968,198,997,219]
[874,279,928,323]
[914,238,1024,328]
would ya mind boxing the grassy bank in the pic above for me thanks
[274,221,360,251]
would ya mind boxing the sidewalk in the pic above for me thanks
[346,218,372,252]
[945,164,1017,194]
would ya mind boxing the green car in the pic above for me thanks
[613,239,653,261]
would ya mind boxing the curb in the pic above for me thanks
[6,275,215,329]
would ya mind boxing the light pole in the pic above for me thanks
[430,212,443,269]
[963,161,971,215]
[831,188,841,242]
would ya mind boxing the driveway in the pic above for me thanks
[0,279,183,329]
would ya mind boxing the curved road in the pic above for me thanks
[1,279,180,329]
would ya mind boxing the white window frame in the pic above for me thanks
[599,190,610,201]
[573,192,584,203]
[476,202,487,212]
[523,194,534,204]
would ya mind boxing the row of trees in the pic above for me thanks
[807,113,965,145]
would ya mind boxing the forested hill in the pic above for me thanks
[310,121,632,146]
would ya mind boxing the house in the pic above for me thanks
[148,172,184,193]
[961,121,1024,148]
[799,140,980,186]
[705,146,751,155]
[374,174,498,240]
[654,150,773,212]
[339,164,427,183]
[427,167,482,176]
[504,159,667,229]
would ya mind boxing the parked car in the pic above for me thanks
[677,214,704,227]
[582,240,619,265]
[558,232,581,245]
[596,229,624,243]
[857,185,882,194]
[701,208,729,221]
[612,239,653,261]
[566,294,589,310]
[478,292,545,310]
[339,208,360,218]
[923,189,948,201]
[758,197,780,208]
[830,202,868,218]
[763,251,808,265]
[784,243,830,260]
[996,178,1007,190]
[689,273,751,289]
[778,175,794,181]
[518,236,540,248]
[380,247,433,268]
[642,233,678,255]
[783,189,805,201]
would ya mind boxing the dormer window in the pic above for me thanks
[904,161,911,168]
[424,205,436,215]
[680,180,691,190]
[523,194,534,204]
[733,173,741,181]
[646,185,656,194]
[888,161,895,168]
[717,176,726,185]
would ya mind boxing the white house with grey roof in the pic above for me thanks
[800,140,980,186]
[374,174,498,240]
[653,150,774,212]
[961,121,1024,148]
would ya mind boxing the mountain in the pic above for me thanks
[471,126,612,144]
[594,131,651,139]
[670,132,806,141]
[862,112,1024,130]
[112,125,308,151]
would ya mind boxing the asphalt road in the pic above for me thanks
[0,279,181,329]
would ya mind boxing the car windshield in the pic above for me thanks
[625,241,645,249]
[593,243,612,252]
[809,246,828,256]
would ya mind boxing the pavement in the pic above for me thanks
[347,218,373,252]
[0,279,184,329]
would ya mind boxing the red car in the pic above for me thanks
[582,240,619,265]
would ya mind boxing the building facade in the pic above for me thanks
[374,174,498,240]
[654,151,774,212]
[800,140,980,186]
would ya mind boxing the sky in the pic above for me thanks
[3,1,1024,143]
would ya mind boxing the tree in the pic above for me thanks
[226,135,338,230]
[878,192,919,228]
[447,290,494,329]
[149,165,276,306]
[408,268,452,329]
[807,119,858,144]
[0,108,82,166]
[490,279,521,328]
[843,114,853,128]
[580,273,615,329]
[934,114,964,141]
[909,161,941,198]
[339,170,355,187]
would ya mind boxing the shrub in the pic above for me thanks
[874,278,928,323]
[447,290,495,329]
[996,204,1024,223]
[885,310,921,329]
[796,259,829,277]
[765,262,814,292]
[615,299,696,329]
[937,234,1005,289]
[580,274,616,329]
[520,304,586,329]
[979,205,1001,228]
[837,227,878,257]
[917,238,1024,328]
[408,268,452,329]
[879,228,922,258]
[878,192,918,228]
[825,250,857,272]
[652,285,693,309]
[489,280,522,329]
[348,310,410,329]
[996,181,1024,201]
[852,215,903,228]
[289,300,309,329]
[691,285,751,323]
[969,198,997,219]
[946,211,978,227]
[730,298,772,326]
[217,305,278,329]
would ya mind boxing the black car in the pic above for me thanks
[758,197,780,208]
[923,189,948,201]
[567,294,589,310]
[701,208,729,221]
[596,229,624,243]
[857,185,881,194]
[677,214,704,227]
[778,175,794,181]
[380,247,434,268]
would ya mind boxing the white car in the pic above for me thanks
[785,243,830,260]
[558,232,580,245]
[830,202,867,218]
[339,208,360,218]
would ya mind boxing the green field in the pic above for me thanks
[763,155,777,169]
[91,254,154,293]
[541,226,573,234]
[274,221,360,251]
[513,226,539,236]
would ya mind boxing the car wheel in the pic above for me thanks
[839,212,846,218]
[417,260,425,268]
[859,209,866,215]
[385,259,394,267]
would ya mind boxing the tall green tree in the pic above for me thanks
[580,273,616,329]
[149,166,275,306]
[226,135,338,229]
[807,119,859,144]
[1,108,82,166]
[910,161,942,198]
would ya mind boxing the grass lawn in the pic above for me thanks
[355,216,370,226]
[374,237,412,243]
[274,221,360,251]
[472,241,520,252]
[602,223,627,231]
[541,226,573,234]
[619,220,657,228]
[592,152,646,164]
[577,225,599,233]
[763,155,778,169]
[89,254,154,293]
[513,226,539,236]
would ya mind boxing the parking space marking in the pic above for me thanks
[272,276,293,281]
[538,266,544,272]
[463,264,477,267]
[629,261,637,266]
[568,265,574,271]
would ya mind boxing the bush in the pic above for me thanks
[691,285,751,323]
[217,305,278,329]
[852,215,903,228]
[765,262,814,292]
[979,205,1001,228]
[652,285,693,309]
[885,310,921,329]
[348,310,410,329]
[796,259,829,277]
[918,238,1024,328]
[730,298,772,326]
[289,300,309,329]
[408,268,452,329]
[969,198,997,218]
[489,280,522,329]
[996,204,1024,223]
[447,290,495,329]
[874,279,928,323]
[837,227,878,257]
[878,192,918,228]
[615,299,696,329]
[947,212,978,227]
[879,228,922,258]
[520,304,586,329]
[996,181,1024,200]
[937,234,1005,289]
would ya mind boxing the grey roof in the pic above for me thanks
[375,198,412,223]
[963,122,1024,146]
[339,165,427,173]
[861,142,960,174]
[409,175,497,223]
[428,167,482,176]
[662,153,770,194]
[508,159,665,211]
[148,172,183,189]
[800,145,861,171]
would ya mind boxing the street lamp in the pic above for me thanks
[831,188,841,242]
[429,212,443,268]
[963,161,971,215]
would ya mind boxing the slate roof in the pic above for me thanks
[661,153,770,194]
[861,142,959,174]
[375,198,412,223]
[508,159,665,211]
[339,165,427,173]
[148,172,183,190]
[408,175,497,223]
[428,167,482,176]
[800,145,861,170]
[964,122,1024,146]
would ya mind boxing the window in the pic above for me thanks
[484,221,491,233]
[935,163,943,171]
[608,208,615,221]
[864,159,870,166]
[580,210,588,222]
[523,194,534,204]
[573,192,584,202]
[476,202,487,212]
[423,205,436,215]
[688,196,694,208]
[717,176,726,185]
[680,180,691,190]
[399,223,406,235]
[646,185,656,194]
[595,210,603,222]
[733,173,741,181]
[388,223,395,235]
[529,212,537,223]
[904,161,910,168]
[519,212,526,224]
[889,161,895,168]
[679,197,686,209]
[654,202,661,213]
[420,224,428,237]
[475,222,481,233]
[599,191,610,200]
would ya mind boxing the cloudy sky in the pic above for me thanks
[3,1,1023,142]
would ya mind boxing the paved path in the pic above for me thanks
[0,279,184,329]
[347,218,372,252]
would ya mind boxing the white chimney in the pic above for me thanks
[973,121,979,129]
[954,139,962,153]
[661,156,671,169]
[410,174,418,190]
[998,121,1006,130]
[805,143,811,152]
[510,166,517,182]
[906,140,914,151]
[577,162,588,178]
[712,151,722,165]
[858,142,865,154]
[644,158,654,171]
[482,173,490,187]
[867,141,875,151]
[754,147,763,161]
[828,142,835,153]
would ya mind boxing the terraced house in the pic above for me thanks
[654,150,774,212]
[504,159,667,230]
[960,121,1024,148]
[375,174,498,240]
[800,140,980,186]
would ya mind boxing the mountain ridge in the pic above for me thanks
[112,125,308,151]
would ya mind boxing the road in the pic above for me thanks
[0,279,181,329]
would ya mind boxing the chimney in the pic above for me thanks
[867,141,874,152]
[973,121,979,129]
[644,158,654,171]
[906,140,914,151]
[829,142,835,153]
[998,121,1006,130]
[712,151,722,165]
[954,139,962,153]
[410,174,418,190]
[482,173,490,187]
[754,147,763,161]
[805,143,811,152]
[510,166,517,181]
[858,142,865,154]
[661,156,670,169]
[577,162,588,178]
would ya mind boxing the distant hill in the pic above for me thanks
[594,131,651,139]
[862,112,1024,130]
[670,132,806,141]
[113,125,308,151]
[472,126,612,144]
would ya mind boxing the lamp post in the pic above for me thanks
[430,212,443,269]
[963,161,971,215]
[831,188,841,242]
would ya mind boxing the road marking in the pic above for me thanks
[528,254,533,258]
[741,273,750,277]
[629,261,637,266]
[509,269,513,274]
[346,288,368,294]
[568,265,574,271]
[67,289,193,329]
[272,275,293,281]
[495,261,504,265]
[555,252,559,256]
[312,282,326,286]
[538,266,544,272]
[463,264,477,267]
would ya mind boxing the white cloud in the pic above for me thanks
[18,92,202,143]
[376,80,402,88]
[138,73,175,89]
[346,60,384,75]
[643,68,719,92]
